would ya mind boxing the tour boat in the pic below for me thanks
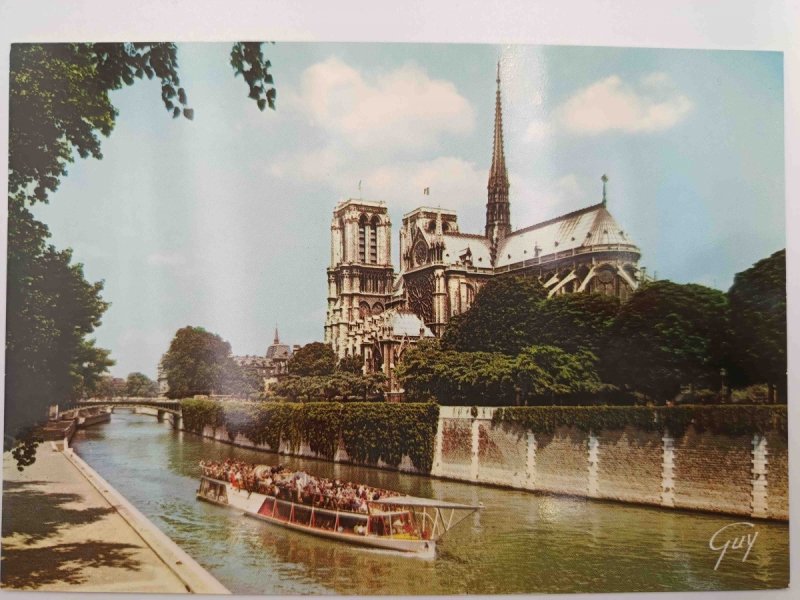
[196,470,481,558]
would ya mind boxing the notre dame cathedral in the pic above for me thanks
[324,68,643,393]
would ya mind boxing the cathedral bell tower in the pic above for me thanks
[485,62,511,263]
[324,199,394,358]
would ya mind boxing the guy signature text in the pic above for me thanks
[709,522,759,571]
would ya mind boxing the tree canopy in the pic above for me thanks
[5,218,113,437]
[95,375,127,400]
[397,339,605,406]
[271,372,387,403]
[530,293,620,354]
[441,275,548,354]
[288,342,338,377]
[603,281,728,401]
[727,249,786,401]
[125,372,159,398]
[161,326,246,398]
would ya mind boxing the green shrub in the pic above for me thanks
[491,404,787,438]
[180,397,224,434]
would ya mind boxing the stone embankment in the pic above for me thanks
[434,406,788,521]
[183,404,788,521]
[37,406,111,441]
[1,442,228,594]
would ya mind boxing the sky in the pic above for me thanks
[32,42,784,380]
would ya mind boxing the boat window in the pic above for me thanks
[294,505,312,526]
[337,513,367,535]
[258,498,274,516]
[275,500,292,521]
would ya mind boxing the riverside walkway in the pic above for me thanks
[1,443,228,594]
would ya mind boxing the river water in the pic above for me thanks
[71,412,789,595]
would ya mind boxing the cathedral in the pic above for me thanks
[324,68,643,394]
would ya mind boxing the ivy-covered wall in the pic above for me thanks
[490,404,787,438]
[180,399,439,473]
[179,399,788,519]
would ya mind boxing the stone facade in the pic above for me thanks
[324,68,643,387]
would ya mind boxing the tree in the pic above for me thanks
[6,42,277,461]
[530,293,620,354]
[441,275,548,354]
[272,372,387,402]
[337,354,364,374]
[125,372,159,397]
[161,326,240,398]
[5,215,114,438]
[728,249,786,402]
[396,339,604,406]
[512,346,606,404]
[96,375,127,400]
[288,342,337,377]
[603,281,728,402]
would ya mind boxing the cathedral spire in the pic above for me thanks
[274,325,280,345]
[486,61,512,252]
[601,174,608,206]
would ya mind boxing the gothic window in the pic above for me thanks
[414,240,428,266]
[369,216,379,263]
[372,302,384,315]
[358,215,367,263]
[461,283,475,313]
[595,268,616,296]
[406,272,435,323]
[359,301,371,319]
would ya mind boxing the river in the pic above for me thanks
[70,412,789,595]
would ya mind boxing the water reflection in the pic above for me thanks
[71,412,789,595]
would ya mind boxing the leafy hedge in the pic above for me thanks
[492,404,787,438]
[180,397,225,434]
[179,399,439,472]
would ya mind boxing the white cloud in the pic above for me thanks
[267,148,485,216]
[556,74,692,135]
[146,252,186,267]
[288,57,475,150]
[523,120,551,143]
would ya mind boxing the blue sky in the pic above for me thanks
[33,43,784,379]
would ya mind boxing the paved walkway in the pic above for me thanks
[1,443,218,593]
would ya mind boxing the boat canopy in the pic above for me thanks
[372,496,482,510]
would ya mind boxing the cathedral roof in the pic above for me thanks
[440,233,493,267]
[388,311,435,337]
[495,203,639,267]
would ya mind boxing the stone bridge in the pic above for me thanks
[77,398,182,426]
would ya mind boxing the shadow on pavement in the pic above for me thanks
[1,479,114,543]
[1,540,143,589]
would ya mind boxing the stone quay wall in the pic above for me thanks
[184,405,788,521]
[433,406,788,521]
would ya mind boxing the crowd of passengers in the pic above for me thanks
[199,459,400,513]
